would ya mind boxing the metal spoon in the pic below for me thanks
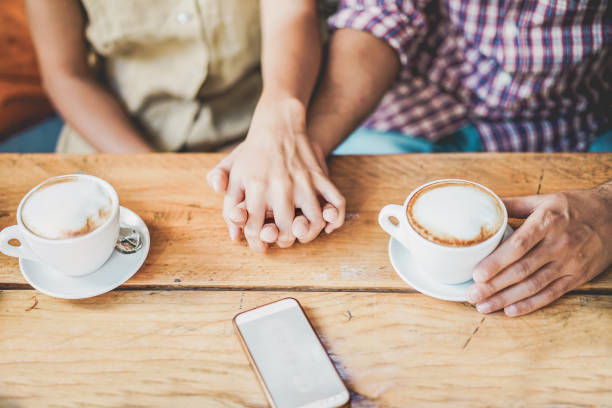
[115,227,143,254]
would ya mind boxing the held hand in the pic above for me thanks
[207,96,345,252]
[466,187,612,317]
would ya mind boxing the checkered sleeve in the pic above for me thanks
[327,0,427,68]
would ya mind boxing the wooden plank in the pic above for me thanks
[0,290,610,407]
[539,153,612,194]
[0,154,610,290]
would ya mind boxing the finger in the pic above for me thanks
[473,206,554,282]
[310,140,329,176]
[503,275,574,317]
[244,185,267,253]
[206,168,229,193]
[292,215,310,241]
[312,173,346,234]
[228,224,241,242]
[473,263,560,314]
[272,190,297,248]
[322,203,338,224]
[223,186,244,241]
[295,189,326,244]
[466,243,552,304]
[502,195,546,219]
[229,202,247,227]
[260,223,279,244]
[206,147,241,193]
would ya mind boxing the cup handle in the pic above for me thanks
[378,204,405,242]
[0,225,39,261]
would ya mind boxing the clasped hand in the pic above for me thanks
[207,96,346,252]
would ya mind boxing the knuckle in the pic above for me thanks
[514,260,533,280]
[479,282,495,298]
[524,277,542,295]
[542,210,562,230]
[552,192,570,209]
[558,232,573,250]
[243,226,259,240]
[511,235,530,253]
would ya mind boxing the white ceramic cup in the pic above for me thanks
[0,174,120,276]
[378,179,508,285]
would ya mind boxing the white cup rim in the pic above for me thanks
[401,179,508,251]
[16,174,120,244]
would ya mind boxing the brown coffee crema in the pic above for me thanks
[406,181,503,247]
[21,176,114,240]
[61,207,113,238]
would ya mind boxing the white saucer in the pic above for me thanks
[20,206,150,299]
[388,226,513,302]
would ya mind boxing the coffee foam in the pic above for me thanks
[407,182,503,247]
[21,177,113,239]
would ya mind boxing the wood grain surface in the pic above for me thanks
[0,154,610,291]
[1,290,610,407]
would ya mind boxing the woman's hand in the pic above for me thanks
[467,183,612,316]
[207,95,345,252]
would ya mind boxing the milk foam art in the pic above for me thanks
[409,183,503,245]
[21,177,114,239]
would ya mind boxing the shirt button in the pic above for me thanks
[176,11,193,24]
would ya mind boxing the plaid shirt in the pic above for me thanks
[328,0,612,152]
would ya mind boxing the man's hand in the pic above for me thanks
[467,184,612,317]
[207,96,346,252]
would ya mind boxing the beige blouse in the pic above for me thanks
[57,0,262,153]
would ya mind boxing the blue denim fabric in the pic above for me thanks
[0,116,63,153]
[2,117,611,153]
[334,125,612,154]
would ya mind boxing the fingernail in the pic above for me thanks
[213,179,222,193]
[505,305,518,317]
[476,302,492,314]
[466,287,483,304]
[323,208,337,223]
[229,227,239,242]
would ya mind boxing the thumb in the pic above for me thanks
[310,140,329,176]
[206,144,241,193]
[502,195,547,219]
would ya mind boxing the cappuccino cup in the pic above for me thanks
[378,179,507,284]
[0,174,120,276]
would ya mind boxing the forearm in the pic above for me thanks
[259,0,321,105]
[307,29,400,156]
[44,73,152,153]
[26,0,152,153]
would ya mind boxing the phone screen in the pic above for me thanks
[234,298,348,408]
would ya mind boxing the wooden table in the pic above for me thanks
[1,153,610,407]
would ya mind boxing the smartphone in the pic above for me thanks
[233,298,350,408]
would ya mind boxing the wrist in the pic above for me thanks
[259,87,306,107]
